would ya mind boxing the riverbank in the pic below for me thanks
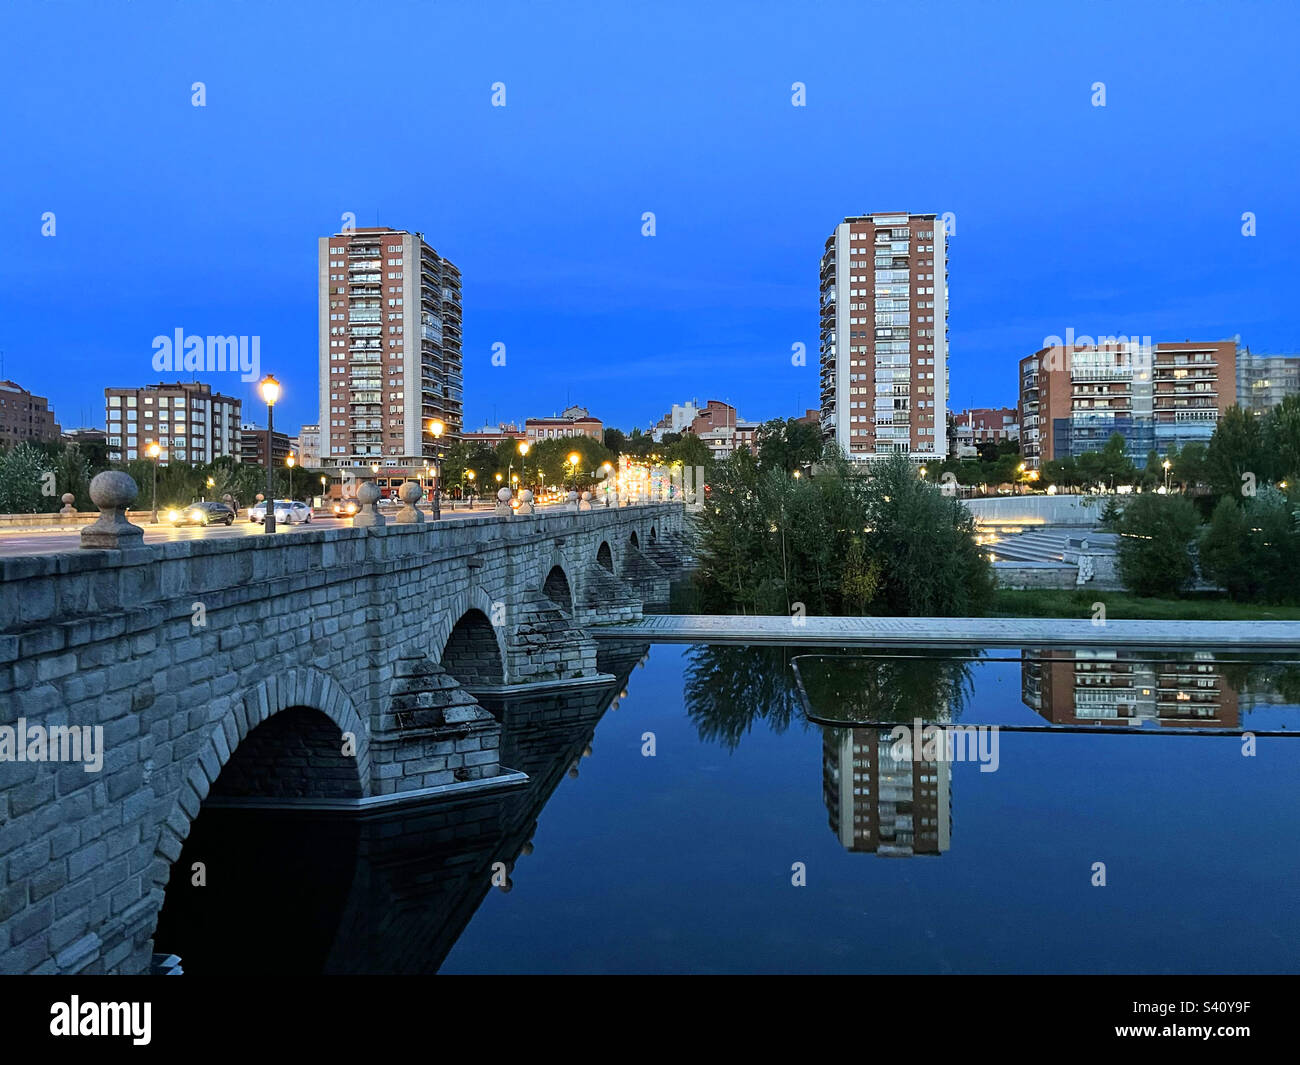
[990,589,1300,622]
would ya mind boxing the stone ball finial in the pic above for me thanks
[497,487,513,502]
[519,489,534,503]
[357,482,381,505]
[581,491,592,501]
[61,492,75,505]
[89,470,138,510]
[395,479,425,524]
[82,471,143,550]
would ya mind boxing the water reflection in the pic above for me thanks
[154,642,1300,971]
[822,727,952,857]
[154,640,651,974]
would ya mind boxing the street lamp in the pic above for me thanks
[517,441,530,489]
[258,375,281,533]
[427,419,445,519]
[568,451,581,491]
[918,466,927,479]
[320,474,327,504]
[466,469,476,502]
[1162,458,1172,492]
[286,453,296,501]
[146,441,162,523]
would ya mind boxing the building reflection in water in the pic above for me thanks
[153,640,651,975]
[822,727,951,857]
[1021,650,1243,729]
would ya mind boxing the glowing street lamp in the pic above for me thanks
[146,441,162,524]
[568,451,581,491]
[1162,458,1172,492]
[286,453,296,501]
[258,375,281,533]
[427,418,446,519]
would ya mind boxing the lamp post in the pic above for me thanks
[466,469,475,503]
[286,453,296,501]
[568,451,581,491]
[1162,459,1172,493]
[427,419,445,519]
[205,476,215,502]
[517,441,530,490]
[146,441,162,523]
[259,375,281,533]
[320,474,327,507]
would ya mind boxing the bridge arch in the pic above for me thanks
[596,540,614,573]
[542,565,573,614]
[440,608,507,686]
[431,585,510,683]
[628,530,639,550]
[148,668,369,902]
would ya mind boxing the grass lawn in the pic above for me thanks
[990,588,1300,622]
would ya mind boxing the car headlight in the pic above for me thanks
[167,510,180,522]
[189,510,203,521]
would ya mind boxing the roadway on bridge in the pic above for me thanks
[592,614,1300,649]
[0,504,528,556]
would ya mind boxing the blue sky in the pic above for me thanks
[2,0,1297,435]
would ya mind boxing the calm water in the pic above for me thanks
[157,643,1300,974]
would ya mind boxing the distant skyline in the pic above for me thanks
[2,0,1297,436]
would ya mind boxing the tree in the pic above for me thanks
[1206,405,1270,498]
[1263,393,1300,485]
[756,418,823,473]
[1200,488,1300,602]
[1174,440,1208,493]
[603,428,627,455]
[1114,492,1201,597]
[0,443,53,513]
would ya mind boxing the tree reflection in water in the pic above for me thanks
[683,646,980,747]
[796,653,979,725]
[684,645,807,749]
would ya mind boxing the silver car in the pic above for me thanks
[248,499,313,525]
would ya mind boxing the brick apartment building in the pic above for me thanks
[819,211,949,461]
[0,380,60,448]
[319,226,463,468]
[524,405,603,444]
[104,382,240,464]
[1019,340,1236,469]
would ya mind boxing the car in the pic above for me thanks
[167,501,236,527]
[248,499,313,525]
[332,499,359,517]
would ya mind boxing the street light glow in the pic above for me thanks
[258,374,280,406]
[428,419,445,438]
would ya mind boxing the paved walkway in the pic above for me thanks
[592,615,1300,649]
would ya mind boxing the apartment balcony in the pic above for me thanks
[347,245,381,258]
[349,274,381,285]
[349,326,382,338]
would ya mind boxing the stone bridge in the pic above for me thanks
[0,497,688,975]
